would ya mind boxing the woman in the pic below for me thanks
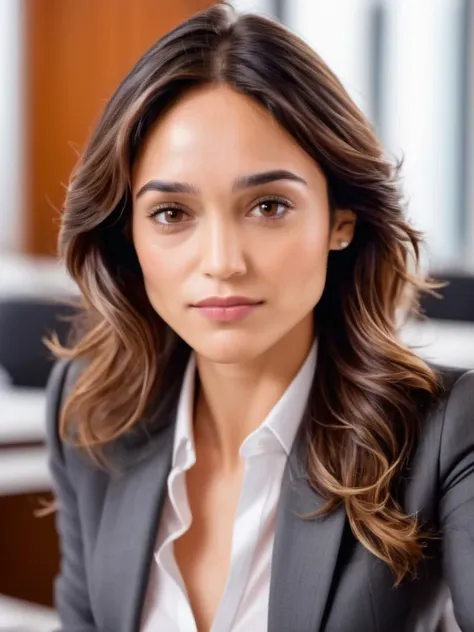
[46,3,474,631]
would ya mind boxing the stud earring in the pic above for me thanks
[339,240,349,249]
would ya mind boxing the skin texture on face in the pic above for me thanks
[132,84,355,367]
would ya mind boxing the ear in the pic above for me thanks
[328,209,357,251]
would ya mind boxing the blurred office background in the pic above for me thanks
[0,0,470,629]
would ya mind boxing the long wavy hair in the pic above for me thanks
[51,2,442,584]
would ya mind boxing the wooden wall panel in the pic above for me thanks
[0,491,57,606]
[23,0,217,256]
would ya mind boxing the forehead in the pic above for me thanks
[132,84,322,190]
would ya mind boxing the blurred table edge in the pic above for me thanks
[0,593,58,630]
[0,446,51,495]
[1,389,46,444]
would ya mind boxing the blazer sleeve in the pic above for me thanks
[45,359,98,632]
[439,369,474,632]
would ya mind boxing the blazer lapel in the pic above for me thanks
[91,419,175,632]
[268,434,346,632]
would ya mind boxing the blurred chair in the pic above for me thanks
[0,298,76,388]
[0,255,77,389]
[419,272,474,322]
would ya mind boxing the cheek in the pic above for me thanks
[262,223,330,295]
[132,228,184,305]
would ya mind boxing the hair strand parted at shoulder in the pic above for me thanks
[48,1,442,585]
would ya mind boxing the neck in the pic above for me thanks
[193,320,314,472]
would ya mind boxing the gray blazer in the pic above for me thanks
[46,357,474,632]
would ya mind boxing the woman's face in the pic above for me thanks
[132,85,354,363]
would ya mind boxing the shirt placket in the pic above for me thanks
[211,433,281,632]
[159,443,197,631]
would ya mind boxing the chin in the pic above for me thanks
[187,329,274,365]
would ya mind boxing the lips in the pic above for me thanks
[191,296,264,323]
[193,296,262,308]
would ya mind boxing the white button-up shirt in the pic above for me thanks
[141,342,317,632]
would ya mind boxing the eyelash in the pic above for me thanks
[147,196,293,232]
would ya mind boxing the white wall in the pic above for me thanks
[285,0,378,120]
[465,2,474,267]
[380,0,465,266]
[231,0,275,16]
[0,0,22,252]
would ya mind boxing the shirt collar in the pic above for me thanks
[172,353,197,468]
[172,340,317,466]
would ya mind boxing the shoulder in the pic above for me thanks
[432,365,474,477]
[45,357,87,459]
[413,364,474,498]
[398,364,474,518]
[430,364,474,435]
[45,354,179,473]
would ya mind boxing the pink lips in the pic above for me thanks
[192,296,263,323]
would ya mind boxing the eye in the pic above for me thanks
[149,206,190,225]
[249,197,291,220]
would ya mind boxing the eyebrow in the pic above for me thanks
[135,169,307,199]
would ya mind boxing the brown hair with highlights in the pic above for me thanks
[50,2,441,585]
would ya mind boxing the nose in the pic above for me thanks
[199,217,247,280]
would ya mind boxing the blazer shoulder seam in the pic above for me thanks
[438,368,474,480]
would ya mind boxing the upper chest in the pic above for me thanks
[170,427,289,562]
[163,445,289,631]
[173,454,245,568]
